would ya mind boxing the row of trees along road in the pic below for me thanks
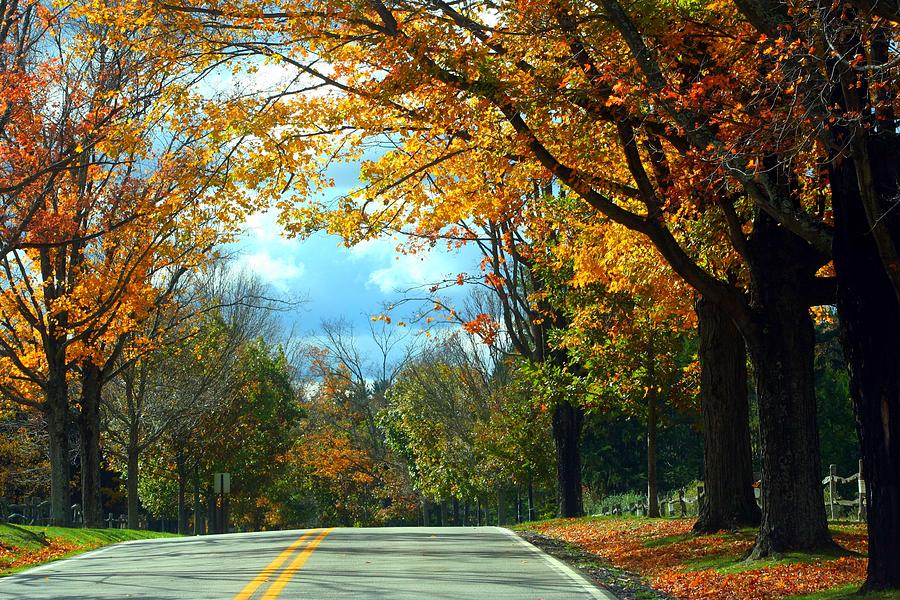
[0,0,274,529]
[0,0,896,593]
[103,0,899,591]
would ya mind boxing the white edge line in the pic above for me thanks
[497,526,617,600]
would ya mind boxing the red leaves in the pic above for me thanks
[532,518,868,599]
[463,313,499,345]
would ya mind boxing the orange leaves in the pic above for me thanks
[293,431,375,485]
[0,538,82,571]
[462,313,499,346]
[532,518,868,599]
[657,557,867,599]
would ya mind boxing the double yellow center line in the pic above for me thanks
[234,528,333,600]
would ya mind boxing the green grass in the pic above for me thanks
[0,523,177,576]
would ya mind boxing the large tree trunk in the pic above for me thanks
[824,14,900,587]
[126,445,140,530]
[745,215,833,557]
[829,105,900,591]
[551,399,583,517]
[78,363,103,528]
[46,375,71,527]
[693,297,760,533]
[834,203,900,590]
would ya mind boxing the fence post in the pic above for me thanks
[828,464,837,520]
[858,459,866,522]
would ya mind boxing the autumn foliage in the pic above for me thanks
[532,517,868,599]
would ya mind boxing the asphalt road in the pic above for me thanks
[0,526,615,599]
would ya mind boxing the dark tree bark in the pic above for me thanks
[176,449,188,534]
[693,297,760,533]
[552,399,583,518]
[745,214,833,557]
[833,188,900,590]
[78,362,104,528]
[193,468,202,535]
[824,13,900,590]
[46,371,71,527]
[207,486,217,534]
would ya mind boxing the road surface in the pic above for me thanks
[0,526,615,599]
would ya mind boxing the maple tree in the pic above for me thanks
[286,323,418,526]
[137,0,846,560]
[406,208,590,518]
[125,271,297,533]
[383,329,554,522]
[1,0,889,590]
[711,3,900,588]
[0,0,262,526]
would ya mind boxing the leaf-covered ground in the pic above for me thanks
[516,517,876,599]
[0,523,177,576]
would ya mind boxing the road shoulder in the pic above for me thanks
[514,530,673,600]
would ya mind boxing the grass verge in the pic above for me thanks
[513,516,874,599]
[0,522,177,576]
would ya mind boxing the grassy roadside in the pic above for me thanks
[0,522,178,576]
[513,516,882,599]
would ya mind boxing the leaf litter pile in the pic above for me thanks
[528,517,867,599]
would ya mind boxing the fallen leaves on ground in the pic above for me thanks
[531,518,867,599]
[0,539,84,571]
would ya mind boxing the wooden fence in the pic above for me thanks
[822,460,866,522]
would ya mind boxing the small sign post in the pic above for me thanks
[213,473,231,494]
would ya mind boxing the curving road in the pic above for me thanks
[0,527,615,599]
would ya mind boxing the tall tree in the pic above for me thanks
[148,2,835,554]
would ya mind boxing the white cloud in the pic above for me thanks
[367,251,459,294]
[237,250,306,291]
[348,236,398,260]
[249,61,298,92]
[242,210,289,246]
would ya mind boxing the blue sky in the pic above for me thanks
[231,165,479,361]
[219,63,481,363]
